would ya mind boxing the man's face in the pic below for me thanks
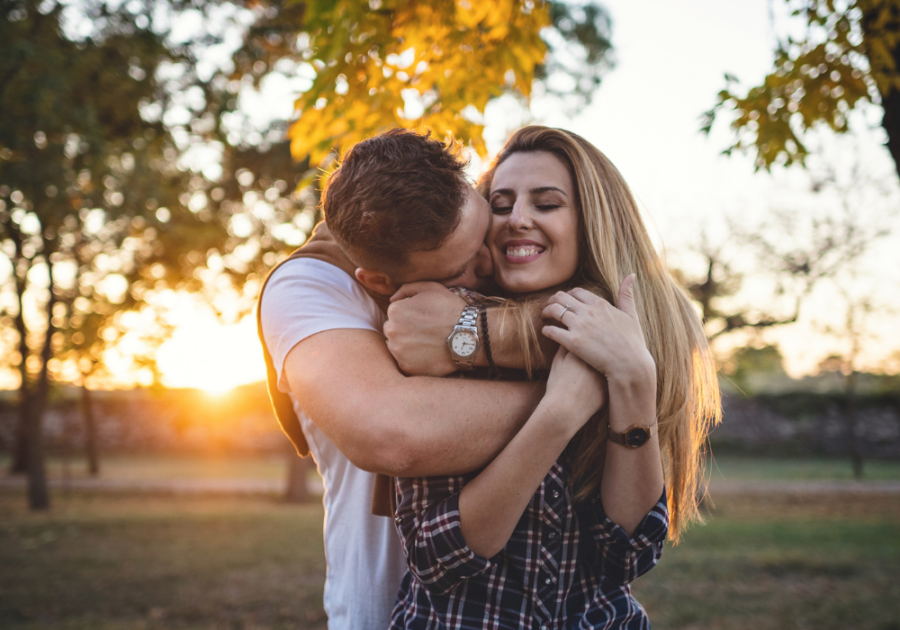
[394,185,494,291]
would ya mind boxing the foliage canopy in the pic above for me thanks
[261,0,614,164]
[703,0,900,178]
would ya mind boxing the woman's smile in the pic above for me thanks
[501,239,546,263]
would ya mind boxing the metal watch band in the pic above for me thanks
[458,305,479,328]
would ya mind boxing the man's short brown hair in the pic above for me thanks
[322,129,468,272]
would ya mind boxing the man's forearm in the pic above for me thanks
[285,329,543,478]
[378,375,544,477]
[384,283,558,376]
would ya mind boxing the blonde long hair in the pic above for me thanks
[478,126,721,542]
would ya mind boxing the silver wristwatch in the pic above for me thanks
[446,305,481,370]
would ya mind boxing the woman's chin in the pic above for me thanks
[496,273,545,295]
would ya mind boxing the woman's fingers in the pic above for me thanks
[567,287,602,305]
[541,301,577,325]
[542,324,576,349]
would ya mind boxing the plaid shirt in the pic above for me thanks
[389,459,668,630]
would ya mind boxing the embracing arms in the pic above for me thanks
[384,282,556,376]
[283,328,544,478]
[387,276,666,536]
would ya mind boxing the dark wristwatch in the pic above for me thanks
[607,423,657,449]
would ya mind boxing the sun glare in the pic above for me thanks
[156,314,266,393]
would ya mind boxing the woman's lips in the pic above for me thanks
[502,241,545,264]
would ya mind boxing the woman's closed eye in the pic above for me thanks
[491,203,562,214]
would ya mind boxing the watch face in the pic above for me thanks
[625,428,650,448]
[450,331,478,357]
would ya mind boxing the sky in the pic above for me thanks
[11,0,894,392]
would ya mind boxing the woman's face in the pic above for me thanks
[487,151,580,294]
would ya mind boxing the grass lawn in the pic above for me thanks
[1,487,898,630]
[634,491,900,630]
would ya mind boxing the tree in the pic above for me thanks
[818,289,875,479]
[0,0,235,508]
[701,0,900,180]
[677,156,896,370]
[228,0,614,164]
[720,344,789,395]
[677,243,800,343]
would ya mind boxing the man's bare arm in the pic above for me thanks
[384,282,555,377]
[284,328,544,478]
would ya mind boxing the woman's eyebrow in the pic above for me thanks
[490,186,566,197]
[530,186,566,195]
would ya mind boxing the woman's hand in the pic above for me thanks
[542,345,606,435]
[541,274,655,390]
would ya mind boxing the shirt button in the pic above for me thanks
[394,516,402,523]
[548,531,557,540]
[552,490,560,499]
[545,577,552,585]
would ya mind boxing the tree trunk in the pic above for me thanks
[862,4,900,182]
[25,245,57,511]
[877,71,900,184]
[24,398,50,510]
[9,409,28,475]
[80,384,100,476]
[844,371,864,480]
[284,453,312,503]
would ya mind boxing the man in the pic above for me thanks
[259,129,547,630]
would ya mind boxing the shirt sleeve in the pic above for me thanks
[586,489,668,586]
[393,476,493,595]
[260,258,385,392]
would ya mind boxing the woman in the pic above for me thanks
[389,127,721,629]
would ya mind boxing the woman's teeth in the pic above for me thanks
[506,246,543,258]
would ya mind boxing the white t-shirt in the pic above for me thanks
[260,257,406,630]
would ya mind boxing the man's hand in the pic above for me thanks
[385,282,467,376]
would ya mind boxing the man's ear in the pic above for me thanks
[354,268,398,295]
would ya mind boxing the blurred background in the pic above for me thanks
[1,0,898,628]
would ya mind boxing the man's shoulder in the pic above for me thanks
[268,256,357,288]
[260,255,383,341]
[262,257,372,310]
